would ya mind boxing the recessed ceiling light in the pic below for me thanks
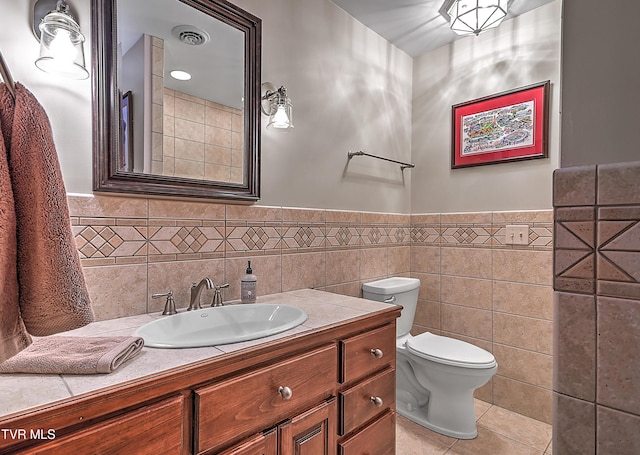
[170,70,191,81]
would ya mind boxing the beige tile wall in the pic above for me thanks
[69,194,554,424]
[69,195,410,321]
[410,211,554,424]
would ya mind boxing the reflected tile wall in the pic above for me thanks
[411,210,554,424]
[162,88,244,183]
[553,161,640,455]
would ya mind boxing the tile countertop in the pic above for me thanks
[0,289,393,419]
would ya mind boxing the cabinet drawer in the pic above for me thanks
[195,344,337,454]
[338,410,395,455]
[340,323,395,384]
[339,367,395,436]
[217,428,277,455]
[18,395,185,454]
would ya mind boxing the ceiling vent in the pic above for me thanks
[171,25,210,46]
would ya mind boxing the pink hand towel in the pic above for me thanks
[8,83,94,336]
[0,336,144,374]
[0,83,31,362]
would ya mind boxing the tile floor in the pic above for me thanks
[396,400,553,455]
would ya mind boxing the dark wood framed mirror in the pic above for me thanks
[92,0,261,201]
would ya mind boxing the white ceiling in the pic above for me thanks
[116,0,556,106]
[329,0,556,57]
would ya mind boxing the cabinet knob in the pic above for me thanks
[278,386,293,400]
[370,348,384,359]
[370,396,383,407]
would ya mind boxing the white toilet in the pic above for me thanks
[362,277,497,439]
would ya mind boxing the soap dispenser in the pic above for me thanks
[241,260,257,303]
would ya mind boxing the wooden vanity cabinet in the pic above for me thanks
[0,305,400,455]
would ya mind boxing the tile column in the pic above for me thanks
[553,161,640,455]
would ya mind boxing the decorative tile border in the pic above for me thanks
[411,211,553,250]
[281,223,325,252]
[72,218,147,265]
[147,219,224,260]
[70,196,552,266]
[410,225,440,245]
[225,223,282,256]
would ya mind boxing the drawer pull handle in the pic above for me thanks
[370,396,383,407]
[370,348,384,359]
[278,386,293,400]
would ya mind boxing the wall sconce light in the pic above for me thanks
[261,82,294,131]
[33,0,89,79]
[445,0,509,36]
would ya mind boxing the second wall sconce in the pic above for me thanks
[33,0,89,79]
[261,82,294,131]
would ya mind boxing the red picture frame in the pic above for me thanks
[451,81,550,169]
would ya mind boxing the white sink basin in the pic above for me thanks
[136,304,308,348]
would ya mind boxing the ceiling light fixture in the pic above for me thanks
[33,0,89,79]
[445,0,509,36]
[170,70,192,81]
[261,82,294,131]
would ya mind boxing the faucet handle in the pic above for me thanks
[152,290,178,315]
[212,283,229,307]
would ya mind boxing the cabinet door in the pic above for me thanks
[218,428,277,455]
[279,398,337,455]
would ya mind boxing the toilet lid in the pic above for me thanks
[406,333,496,369]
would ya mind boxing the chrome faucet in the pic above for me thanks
[188,278,214,311]
[152,290,177,315]
[211,283,229,307]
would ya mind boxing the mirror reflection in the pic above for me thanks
[117,0,245,184]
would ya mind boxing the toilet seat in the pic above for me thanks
[406,333,496,369]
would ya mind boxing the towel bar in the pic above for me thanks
[0,50,16,99]
[347,150,415,171]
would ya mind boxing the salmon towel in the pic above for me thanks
[3,82,94,341]
[0,336,144,374]
[0,84,31,362]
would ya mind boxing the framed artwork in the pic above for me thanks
[120,91,133,172]
[451,81,550,169]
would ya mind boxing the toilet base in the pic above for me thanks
[396,396,478,440]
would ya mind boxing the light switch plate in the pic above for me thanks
[505,225,529,245]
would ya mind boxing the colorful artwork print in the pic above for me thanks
[461,100,534,156]
[451,81,549,169]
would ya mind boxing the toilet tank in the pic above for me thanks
[362,277,420,337]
